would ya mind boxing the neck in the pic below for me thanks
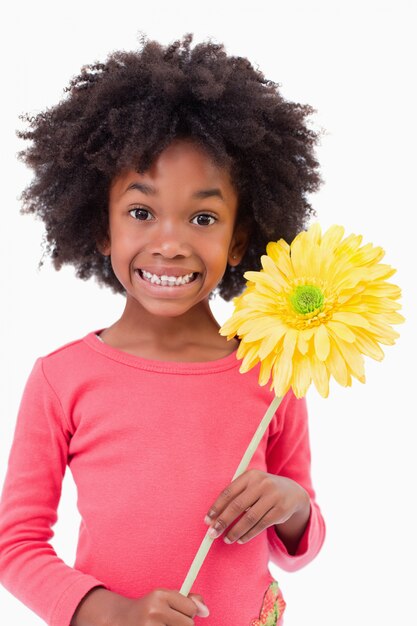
[112,296,224,350]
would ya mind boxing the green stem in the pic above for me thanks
[180,394,283,596]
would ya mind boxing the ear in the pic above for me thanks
[228,221,251,267]
[96,236,111,256]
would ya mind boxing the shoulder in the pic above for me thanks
[42,336,85,359]
[260,384,309,440]
[41,333,87,360]
[36,331,97,382]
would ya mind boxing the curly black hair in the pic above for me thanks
[17,32,323,300]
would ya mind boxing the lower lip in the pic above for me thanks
[134,270,200,296]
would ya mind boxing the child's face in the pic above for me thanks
[100,138,247,319]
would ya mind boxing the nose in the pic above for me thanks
[149,219,192,259]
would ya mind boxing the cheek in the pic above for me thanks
[207,247,231,279]
[206,238,230,263]
[111,226,139,251]
[207,228,234,254]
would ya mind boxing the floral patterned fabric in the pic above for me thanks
[250,580,286,625]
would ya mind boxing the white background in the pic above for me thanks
[1,1,416,624]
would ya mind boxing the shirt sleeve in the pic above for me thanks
[0,357,108,626]
[265,389,326,572]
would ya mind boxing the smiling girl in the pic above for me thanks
[97,139,247,360]
[0,33,326,626]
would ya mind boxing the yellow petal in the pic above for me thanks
[292,355,312,398]
[337,233,363,256]
[272,353,293,397]
[266,239,290,260]
[321,224,345,252]
[237,315,272,337]
[326,340,349,386]
[333,268,367,291]
[239,343,260,372]
[301,227,323,277]
[306,222,322,245]
[258,326,287,360]
[243,318,284,342]
[241,294,280,313]
[296,328,314,351]
[301,328,315,341]
[261,254,291,289]
[344,296,402,313]
[283,328,298,361]
[327,321,357,343]
[243,271,283,294]
[368,264,397,281]
[266,240,294,279]
[351,243,385,266]
[310,354,330,398]
[353,328,385,361]
[380,312,405,324]
[331,335,365,380]
[314,323,331,361]
[258,351,276,386]
[332,312,370,329]
[363,283,402,298]
[366,320,400,344]
[290,232,311,276]
[219,307,261,333]
[297,332,309,355]
[237,339,251,360]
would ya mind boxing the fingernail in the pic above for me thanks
[208,526,219,539]
[194,599,210,617]
[204,515,212,525]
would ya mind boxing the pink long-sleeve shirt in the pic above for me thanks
[0,329,326,626]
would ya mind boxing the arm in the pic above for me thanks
[265,389,326,571]
[70,587,135,626]
[273,484,311,555]
[0,358,107,626]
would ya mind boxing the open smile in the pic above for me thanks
[134,269,200,290]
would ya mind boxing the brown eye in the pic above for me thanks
[129,208,152,221]
[192,214,216,226]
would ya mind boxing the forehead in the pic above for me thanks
[109,139,236,200]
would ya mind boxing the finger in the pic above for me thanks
[207,485,262,540]
[204,474,249,529]
[224,500,276,544]
[204,476,247,531]
[188,594,210,617]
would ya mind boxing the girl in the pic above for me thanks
[0,33,326,625]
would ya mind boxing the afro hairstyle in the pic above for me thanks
[17,32,323,300]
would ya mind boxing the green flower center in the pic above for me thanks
[290,285,324,315]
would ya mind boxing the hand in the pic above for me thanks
[112,590,210,624]
[204,469,310,545]
[70,586,210,625]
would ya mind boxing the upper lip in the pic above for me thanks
[136,267,199,277]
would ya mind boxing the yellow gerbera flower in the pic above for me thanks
[220,223,404,398]
[179,223,404,599]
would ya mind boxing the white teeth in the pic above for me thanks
[140,270,195,286]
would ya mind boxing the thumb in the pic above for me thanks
[189,593,210,617]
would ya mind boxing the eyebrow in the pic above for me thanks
[124,182,225,201]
